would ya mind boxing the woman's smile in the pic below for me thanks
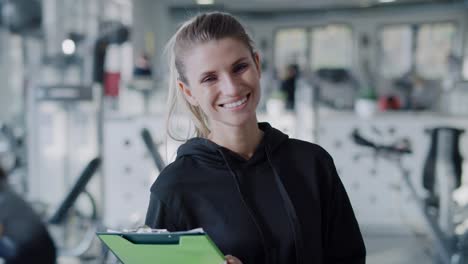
[219,93,251,110]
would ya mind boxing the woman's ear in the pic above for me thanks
[253,52,262,78]
[178,80,199,107]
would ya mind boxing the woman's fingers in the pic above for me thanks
[225,254,243,264]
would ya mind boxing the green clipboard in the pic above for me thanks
[97,230,225,264]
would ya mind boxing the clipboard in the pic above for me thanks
[97,230,225,264]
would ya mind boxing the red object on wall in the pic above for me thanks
[104,72,120,97]
[378,95,401,111]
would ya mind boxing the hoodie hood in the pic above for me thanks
[176,122,289,166]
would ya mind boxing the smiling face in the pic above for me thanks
[178,37,261,133]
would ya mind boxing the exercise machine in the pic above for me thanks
[352,127,467,263]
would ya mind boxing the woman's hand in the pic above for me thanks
[225,255,243,264]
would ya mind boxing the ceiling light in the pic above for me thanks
[197,0,214,5]
[62,39,76,55]
[379,0,396,3]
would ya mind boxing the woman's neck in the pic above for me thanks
[208,120,263,160]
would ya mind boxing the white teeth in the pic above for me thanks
[223,96,248,109]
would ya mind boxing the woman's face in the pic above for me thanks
[178,37,261,131]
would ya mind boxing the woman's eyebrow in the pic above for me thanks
[231,57,248,66]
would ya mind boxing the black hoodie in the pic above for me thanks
[145,122,366,264]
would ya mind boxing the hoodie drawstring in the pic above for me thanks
[218,149,271,264]
[265,145,304,264]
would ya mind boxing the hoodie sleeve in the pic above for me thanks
[145,192,180,231]
[323,156,366,264]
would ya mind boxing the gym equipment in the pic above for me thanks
[141,128,165,172]
[0,157,101,263]
[0,0,42,34]
[49,158,100,225]
[352,127,467,264]
[423,128,464,207]
[0,158,101,263]
[0,170,56,264]
[0,123,26,194]
[93,22,130,84]
[314,68,358,110]
[48,157,101,258]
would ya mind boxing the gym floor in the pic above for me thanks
[364,232,433,264]
[362,225,435,264]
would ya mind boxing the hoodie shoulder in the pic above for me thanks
[150,156,196,194]
[261,122,334,164]
[285,138,334,163]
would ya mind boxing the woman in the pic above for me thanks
[145,12,366,264]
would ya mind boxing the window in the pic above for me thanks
[310,24,353,70]
[274,28,307,76]
[379,22,457,80]
[416,23,456,79]
[379,25,413,78]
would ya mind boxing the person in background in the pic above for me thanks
[0,166,56,264]
[133,53,153,77]
[281,64,299,111]
[145,12,366,264]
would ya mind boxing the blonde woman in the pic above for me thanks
[145,12,366,264]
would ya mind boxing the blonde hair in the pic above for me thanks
[165,12,256,141]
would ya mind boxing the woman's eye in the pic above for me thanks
[201,75,217,83]
[233,63,248,73]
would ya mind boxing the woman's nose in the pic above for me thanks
[220,74,241,95]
